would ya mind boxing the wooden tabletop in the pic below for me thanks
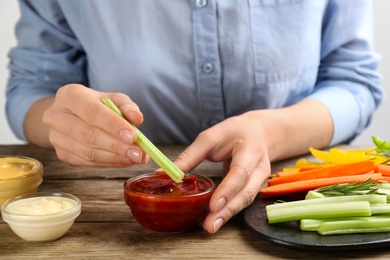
[1,144,390,259]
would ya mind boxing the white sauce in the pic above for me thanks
[6,196,76,215]
[2,195,81,241]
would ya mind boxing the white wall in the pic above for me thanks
[351,0,390,146]
[0,1,389,146]
[0,1,23,144]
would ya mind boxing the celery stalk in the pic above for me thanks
[300,217,374,231]
[267,194,386,210]
[101,98,185,183]
[300,219,324,231]
[378,182,390,191]
[305,190,326,200]
[370,203,390,215]
[317,216,390,235]
[267,201,371,224]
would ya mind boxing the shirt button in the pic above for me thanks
[202,62,213,74]
[196,0,208,8]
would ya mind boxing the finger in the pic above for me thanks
[50,130,149,167]
[203,162,270,234]
[57,86,142,145]
[173,130,225,173]
[49,111,147,164]
[106,93,144,126]
[208,139,264,213]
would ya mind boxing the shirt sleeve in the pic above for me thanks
[306,0,384,146]
[6,0,88,141]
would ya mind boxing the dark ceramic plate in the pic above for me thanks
[244,196,390,251]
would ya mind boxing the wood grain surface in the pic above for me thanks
[1,144,390,259]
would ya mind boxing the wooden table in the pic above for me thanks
[1,144,390,259]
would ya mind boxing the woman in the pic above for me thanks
[6,0,383,233]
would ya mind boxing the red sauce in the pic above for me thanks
[129,175,211,196]
[124,173,215,233]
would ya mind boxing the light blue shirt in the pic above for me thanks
[6,0,384,145]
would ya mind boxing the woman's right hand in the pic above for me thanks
[41,84,149,167]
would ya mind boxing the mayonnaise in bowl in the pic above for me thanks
[1,192,81,241]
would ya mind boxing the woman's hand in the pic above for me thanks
[173,99,334,234]
[41,84,149,167]
[174,111,272,234]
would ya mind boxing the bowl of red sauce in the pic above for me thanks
[124,172,215,233]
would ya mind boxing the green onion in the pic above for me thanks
[101,98,185,183]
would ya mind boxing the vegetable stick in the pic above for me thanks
[377,164,390,177]
[267,160,375,186]
[317,217,390,235]
[260,173,383,197]
[101,98,185,183]
[267,201,371,224]
[298,166,325,172]
[378,176,390,183]
[275,171,296,177]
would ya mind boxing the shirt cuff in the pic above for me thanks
[6,84,53,141]
[306,80,376,146]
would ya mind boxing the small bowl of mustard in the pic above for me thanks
[0,156,43,208]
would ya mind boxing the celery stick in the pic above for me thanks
[305,190,326,200]
[101,98,185,183]
[370,203,390,215]
[377,188,390,201]
[300,217,374,231]
[267,201,371,224]
[378,182,390,190]
[300,219,324,231]
[317,216,390,235]
[267,194,386,210]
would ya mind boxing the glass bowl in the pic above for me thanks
[124,172,215,233]
[1,192,81,241]
[0,156,43,207]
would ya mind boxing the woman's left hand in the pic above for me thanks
[174,111,271,234]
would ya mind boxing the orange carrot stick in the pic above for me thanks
[378,176,390,183]
[260,173,383,197]
[377,164,390,177]
[298,166,325,172]
[275,171,297,177]
[267,160,375,186]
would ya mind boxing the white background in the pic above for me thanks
[1,1,389,146]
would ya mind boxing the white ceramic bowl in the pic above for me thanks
[1,192,81,241]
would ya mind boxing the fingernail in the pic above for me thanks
[127,149,142,163]
[119,129,133,143]
[213,218,224,232]
[215,197,226,212]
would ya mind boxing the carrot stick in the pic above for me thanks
[378,176,390,183]
[275,171,297,177]
[260,173,383,197]
[377,165,390,177]
[267,160,375,186]
[298,166,325,172]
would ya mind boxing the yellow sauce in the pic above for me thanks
[0,156,43,207]
[0,157,40,179]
